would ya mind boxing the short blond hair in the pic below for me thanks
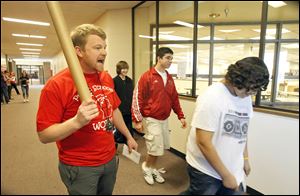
[70,24,106,49]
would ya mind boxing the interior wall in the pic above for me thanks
[1,52,7,71]
[168,99,299,195]
[94,9,132,79]
[51,51,67,74]
[50,9,132,80]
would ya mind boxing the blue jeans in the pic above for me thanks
[21,85,29,99]
[1,85,9,103]
[180,164,245,195]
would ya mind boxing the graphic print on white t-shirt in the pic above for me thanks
[222,109,249,142]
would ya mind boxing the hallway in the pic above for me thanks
[1,86,189,195]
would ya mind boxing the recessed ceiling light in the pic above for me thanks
[21,52,40,55]
[218,29,241,33]
[282,43,299,49]
[173,20,203,28]
[23,55,40,58]
[3,17,50,26]
[252,28,290,34]
[16,43,43,46]
[139,35,155,39]
[19,48,42,51]
[12,33,47,39]
[268,1,287,8]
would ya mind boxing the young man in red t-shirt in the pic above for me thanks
[36,24,138,195]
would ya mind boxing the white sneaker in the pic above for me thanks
[23,99,26,103]
[142,162,154,185]
[152,168,165,183]
[26,99,29,102]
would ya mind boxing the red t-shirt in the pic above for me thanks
[36,68,120,166]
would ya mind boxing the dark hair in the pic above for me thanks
[156,47,173,59]
[225,57,270,91]
[116,61,129,74]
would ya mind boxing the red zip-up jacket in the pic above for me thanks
[132,67,185,122]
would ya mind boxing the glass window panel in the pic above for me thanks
[213,43,260,77]
[196,44,210,96]
[198,1,262,23]
[260,44,275,104]
[159,26,193,41]
[197,25,211,40]
[276,43,299,111]
[265,1,299,111]
[158,43,193,96]
[212,43,260,102]
[267,1,299,21]
[134,2,156,83]
[215,25,262,40]
[282,24,299,39]
[159,1,194,41]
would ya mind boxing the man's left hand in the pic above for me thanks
[126,137,138,152]
[180,118,187,129]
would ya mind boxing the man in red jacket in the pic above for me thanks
[132,47,187,185]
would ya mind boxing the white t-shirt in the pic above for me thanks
[155,67,167,86]
[186,82,253,184]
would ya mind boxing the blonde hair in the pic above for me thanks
[70,24,106,49]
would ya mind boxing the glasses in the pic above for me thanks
[246,86,261,95]
[246,89,258,96]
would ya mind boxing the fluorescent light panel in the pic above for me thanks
[253,28,290,34]
[16,43,43,46]
[282,43,299,49]
[268,1,287,8]
[218,29,241,33]
[174,20,203,28]
[250,35,275,40]
[2,17,50,26]
[159,31,174,34]
[23,55,39,57]
[21,52,40,55]
[19,48,42,51]
[139,35,155,40]
[12,33,46,39]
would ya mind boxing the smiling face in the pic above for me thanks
[120,68,128,77]
[75,34,107,73]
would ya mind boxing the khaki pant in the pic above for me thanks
[143,117,170,156]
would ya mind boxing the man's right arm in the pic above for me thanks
[195,128,238,190]
[131,76,146,132]
[38,100,99,144]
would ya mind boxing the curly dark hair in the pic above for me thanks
[225,57,270,91]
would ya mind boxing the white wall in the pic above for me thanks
[94,9,132,79]
[1,52,7,71]
[168,99,299,195]
[51,51,67,74]
[50,9,132,80]
[247,112,299,195]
